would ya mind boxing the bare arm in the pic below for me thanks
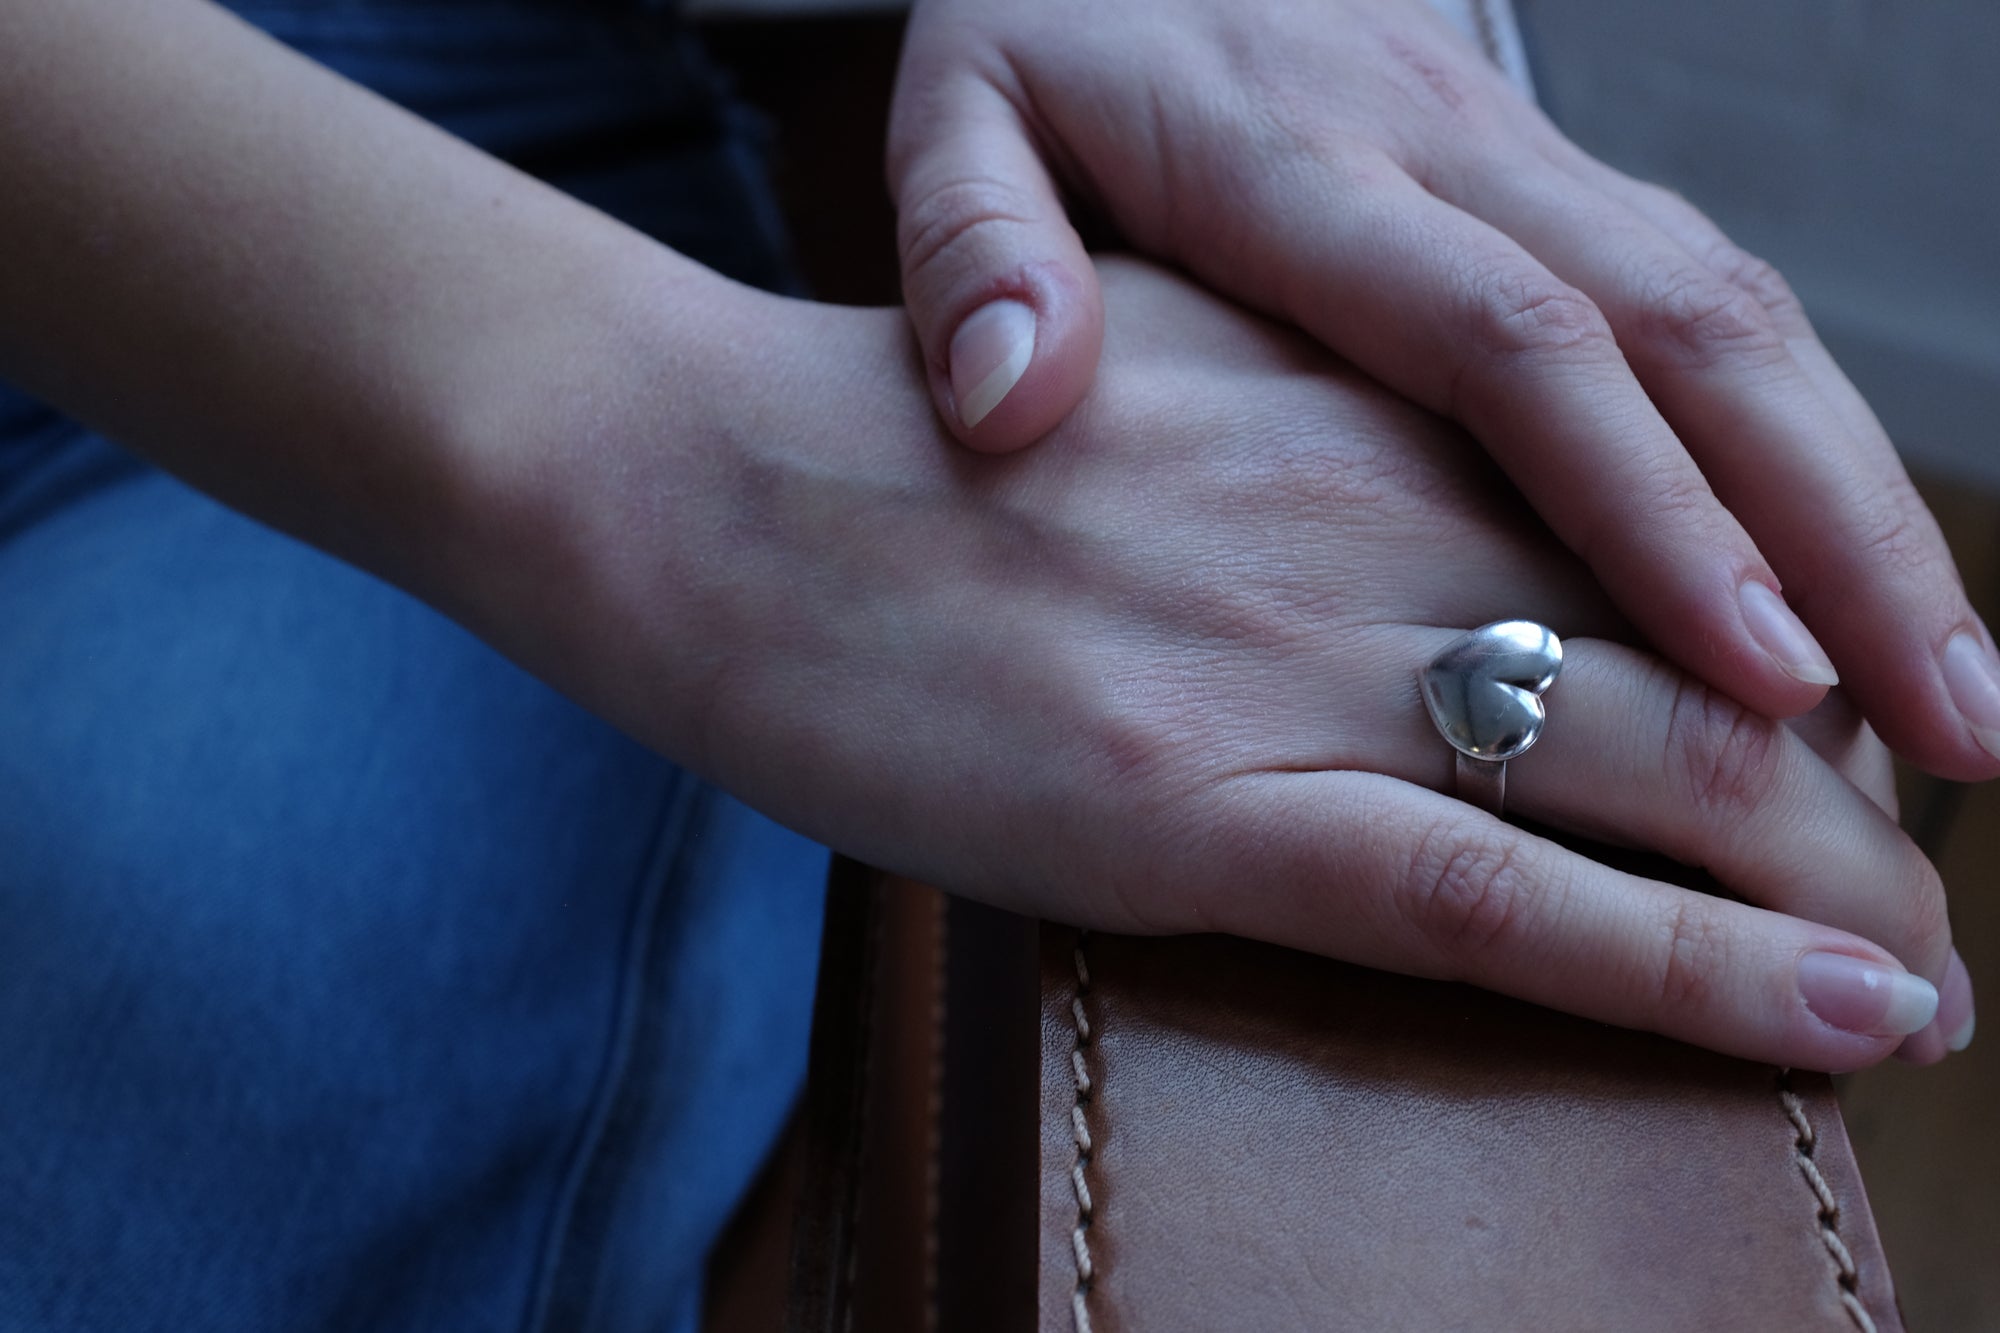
[0,0,710,603]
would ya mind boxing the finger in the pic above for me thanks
[1480,156,2000,782]
[887,63,1103,451]
[1940,948,1977,1054]
[1209,150,1833,721]
[1280,629,1951,1001]
[1770,695,1927,1090]
[1781,689,1897,819]
[1509,642,1951,995]
[1480,161,1981,1059]
[1189,770,1936,1072]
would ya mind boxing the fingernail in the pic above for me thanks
[1941,631,2000,761]
[1739,582,1838,686]
[1798,951,1938,1037]
[949,299,1036,429]
[1942,947,1976,1052]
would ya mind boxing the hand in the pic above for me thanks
[885,0,2000,783]
[472,259,1967,1071]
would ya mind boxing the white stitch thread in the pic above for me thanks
[1068,935,1097,1333]
[1777,1075,1877,1333]
[1821,1227,1857,1276]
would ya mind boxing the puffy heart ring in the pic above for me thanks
[1418,620,1563,818]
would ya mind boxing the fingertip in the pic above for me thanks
[937,260,1104,452]
[1940,629,2000,766]
[1893,1023,1951,1065]
[1736,579,1840,696]
[1604,567,1830,723]
[1682,598,1831,722]
[1940,947,1976,1053]
[949,298,1036,431]
[888,64,1105,455]
[1843,622,2000,783]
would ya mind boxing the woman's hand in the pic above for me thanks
[885,0,2000,784]
[472,258,1967,1071]
[2,0,1962,1071]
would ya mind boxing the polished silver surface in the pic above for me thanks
[1455,752,1507,818]
[1419,620,1562,817]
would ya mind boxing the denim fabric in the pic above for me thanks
[0,4,826,1330]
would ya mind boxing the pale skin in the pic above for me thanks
[889,0,2000,792]
[0,0,1972,1070]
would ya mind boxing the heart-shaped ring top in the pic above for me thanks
[1419,621,1563,762]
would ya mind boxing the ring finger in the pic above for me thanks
[1299,627,1952,1023]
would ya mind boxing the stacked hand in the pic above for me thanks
[871,0,1985,1058]
[0,0,1974,1079]
[480,261,1961,1074]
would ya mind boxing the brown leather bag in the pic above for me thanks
[787,866,1903,1332]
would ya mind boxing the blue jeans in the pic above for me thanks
[0,4,826,1329]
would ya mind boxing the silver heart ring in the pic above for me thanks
[1417,620,1563,818]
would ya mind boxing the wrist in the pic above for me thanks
[432,242,798,766]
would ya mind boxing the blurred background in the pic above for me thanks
[1520,1,2000,491]
[1517,4,2000,1326]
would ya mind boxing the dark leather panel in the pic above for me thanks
[1039,928,1904,1333]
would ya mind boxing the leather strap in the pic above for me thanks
[783,870,1904,1331]
[1040,926,1903,1333]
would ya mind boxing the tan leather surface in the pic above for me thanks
[1039,928,1903,1333]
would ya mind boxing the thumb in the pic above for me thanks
[888,71,1103,452]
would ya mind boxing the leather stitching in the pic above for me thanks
[1068,933,1097,1333]
[1777,1070,1878,1333]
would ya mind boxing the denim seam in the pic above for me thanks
[517,769,696,1333]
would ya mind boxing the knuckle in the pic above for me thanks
[897,176,1047,287]
[1707,244,1808,326]
[1618,177,1810,328]
[1382,33,1476,117]
[1843,491,1952,586]
[1469,277,1613,361]
[1629,264,1787,371]
[1450,276,1614,414]
[1653,898,1725,1012]
[1401,823,1537,971]
[1667,686,1786,826]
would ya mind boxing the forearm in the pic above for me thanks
[0,0,720,601]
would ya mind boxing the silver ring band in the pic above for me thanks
[1454,753,1506,818]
